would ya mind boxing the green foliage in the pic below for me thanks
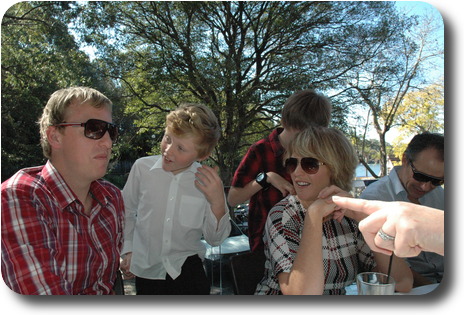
[397,81,444,134]
[336,10,443,176]
[392,81,444,159]
[1,1,443,185]
[1,1,117,181]
[74,1,406,183]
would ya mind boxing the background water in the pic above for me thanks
[356,164,381,178]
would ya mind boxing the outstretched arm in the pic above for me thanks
[332,196,444,257]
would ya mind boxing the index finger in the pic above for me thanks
[331,196,385,216]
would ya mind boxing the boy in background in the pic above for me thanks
[228,89,332,254]
[120,103,231,295]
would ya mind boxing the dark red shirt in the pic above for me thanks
[1,161,124,295]
[230,128,292,252]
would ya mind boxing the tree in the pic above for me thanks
[1,1,118,181]
[339,11,444,176]
[391,80,444,159]
[396,80,444,134]
[77,1,406,184]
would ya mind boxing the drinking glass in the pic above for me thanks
[356,272,395,295]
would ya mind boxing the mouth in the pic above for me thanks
[296,181,310,187]
[413,186,427,196]
[163,155,173,164]
[94,154,108,160]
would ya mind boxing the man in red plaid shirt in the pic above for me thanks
[228,90,332,254]
[1,87,124,294]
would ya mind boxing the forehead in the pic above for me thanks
[65,101,112,121]
[413,148,444,177]
[165,130,200,146]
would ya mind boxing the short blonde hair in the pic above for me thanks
[165,103,221,158]
[285,126,358,191]
[38,87,112,159]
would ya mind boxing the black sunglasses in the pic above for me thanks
[409,160,444,186]
[55,119,119,142]
[284,157,325,174]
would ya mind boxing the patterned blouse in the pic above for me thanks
[255,195,376,295]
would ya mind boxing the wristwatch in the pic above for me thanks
[256,172,270,189]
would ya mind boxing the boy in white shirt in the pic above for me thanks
[120,103,231,294]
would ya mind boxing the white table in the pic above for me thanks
[345,282,439,295]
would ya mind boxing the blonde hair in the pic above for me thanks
[38,87,112,159]
[285,126,358,191]
[165,103,221,158]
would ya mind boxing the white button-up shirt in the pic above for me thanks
[122,155,231,280]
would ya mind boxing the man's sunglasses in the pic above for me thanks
[54,119,119,142]
[284,157,325,174]
[409,160,444,186]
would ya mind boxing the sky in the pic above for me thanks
[369,1,445,144]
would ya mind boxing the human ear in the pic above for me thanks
[197,153,211,162]
[401,153,408,166]
[46,126,63,148]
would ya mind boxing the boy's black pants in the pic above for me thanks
[135,255,210,295]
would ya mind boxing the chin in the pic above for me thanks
[161,162,172,173]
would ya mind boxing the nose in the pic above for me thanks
[100,130,113,149]
[163,143,173,155]
[418,180,434,192]
[293,161,305,175]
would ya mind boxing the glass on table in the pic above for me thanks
[356,272,395,295]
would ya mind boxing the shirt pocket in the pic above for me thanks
[179,195,206,229]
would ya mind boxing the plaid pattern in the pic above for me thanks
[1,161,124,294]
[230,128,292,252]
[255,195,376,295]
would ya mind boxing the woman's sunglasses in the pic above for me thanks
[54,119,119,142]
[409,159,444,186]
[284,157,325,174]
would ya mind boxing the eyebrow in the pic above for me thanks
[410,160,444,179]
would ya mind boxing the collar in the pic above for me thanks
[389,167,410,199]
[150,155,164,171]
[149,155,200,175]
[42,161,78,210]
[42,161,110,211]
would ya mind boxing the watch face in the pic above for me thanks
[257,173,264,182]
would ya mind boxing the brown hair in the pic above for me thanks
[281,89,332,130]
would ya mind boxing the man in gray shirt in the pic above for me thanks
[360,132,444,287]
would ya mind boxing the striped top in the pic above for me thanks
[255,195,376,295]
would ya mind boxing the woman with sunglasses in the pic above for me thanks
[255,126,413,295]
